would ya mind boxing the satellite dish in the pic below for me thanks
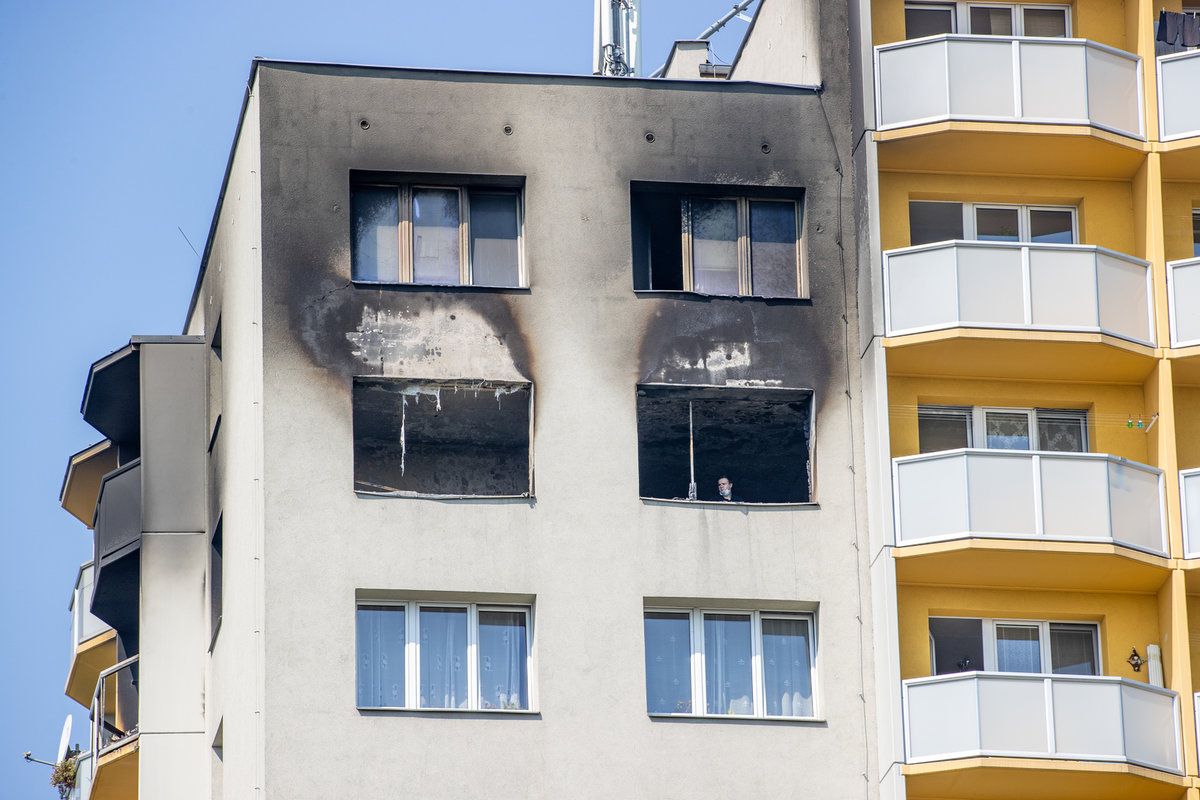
[56,716,72,762]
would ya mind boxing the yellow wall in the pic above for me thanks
[1163,182,1200,263]
[878,172,1137,254]
[872,0,1132,50]
[887,374,1153,463]
[1176,386,1200,469]
[897,583,1160,681]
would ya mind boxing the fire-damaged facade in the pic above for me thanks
[52,2,877,798]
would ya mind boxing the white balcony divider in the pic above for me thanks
[883,241,1154,345]
[875,36,1143,138]
[1180,469,1200,558]
[903,672,1182,773]
[1158,52,1200,141]
[892,449,1167,556]
[70,562,110,652]
[1168,257,1200,347]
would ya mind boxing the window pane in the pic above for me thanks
[996,624,1042,673]
[478,610,528,710]
[469,191,520,287]
[918,407,972,453]
[909,201,964,246]
[975,207,1020,242]
[1037,412,1087,452]
[356,606,406,707]
[1050,623,1099,675]
[691,198,740,295]
[419,607,468,708]
[749,200,799,297]
[762,617,814,718]
[970,6,1014,35]
[644,612,693,714]
[905,4,956,37]
[703,614,754,715]
[1023,7,1068,37]
[986,411,1031,449]
[351,186,399,282]
[1192,210,1200,258]
[929,617,985,674]
[1030,210,1074,244]
[413,188,462,284]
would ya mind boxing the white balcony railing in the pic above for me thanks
[69,751,93,800]
[70,563,110,653]
[1168,257,1200,347]
[1180,469,1200,558]
[893,449,1167,556]
[875,36,1143,138]
[904,672,1182,773]
[1158,51,1200,141]
[883,241,1154,345]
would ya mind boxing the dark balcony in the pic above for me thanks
[91,461,141,651]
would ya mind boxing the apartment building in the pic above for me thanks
[51,2,876,798]
[851,0,1200,798]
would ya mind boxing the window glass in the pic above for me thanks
[351,186,400,282]
[929,617,985,674]
[969,6,1014,34]
[419,607,469,709]
[703,614,754,715]
[1023,7,1068,37]
[909,201,964,246]
[995,624,1042,673]
[975,207,1020,241]
[1192,209,1200,258]
[986,411,1031,449]
[749,200,799,298]
[1050,623,1099,675]
[918,407,972,453]
[691,198,740,295]
[1036,411,1087,452]
[1029,209,1074,244]
[905,3,956,37]
[469,191,520,287]
[356,605,406,708]
[477,610,529,710]
[412,188,462,284]
[644,612,693,714]
[762,617,814,718]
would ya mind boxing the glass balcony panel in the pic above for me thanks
[1038,456,1110,540]
[966,453,1037,534]
[887,245,960,332]
[1181,469,1200,557]
[94,657,138,754]
[1097,254,1150,341]
[956,246,1024,325]
[906,675,981,759]
[947,39,1016,117]
[1085,46,1141,137]
[895,453,970,541]
[1052,679,1124,757]
[1170,258,1200,346]
[977,675,1048,752]
[1020,42,1087,120]
[1159,52,1200,140]
[1108,461,1164,553]
[1028,248,1097,328]
[1122,683,1181,772]
[877,39,950,127]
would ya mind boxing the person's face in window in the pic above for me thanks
[717,477,733,499]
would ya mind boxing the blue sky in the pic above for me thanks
[0,1,756,794]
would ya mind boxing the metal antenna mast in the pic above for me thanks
[594,0,642,76]
[647,1,758,78]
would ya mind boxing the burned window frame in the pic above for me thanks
[630,182,808,299]
[352,377,535,500]
[350,172,527,288]
[635,383,817,506]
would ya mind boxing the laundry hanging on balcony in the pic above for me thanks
[1157,10,1200,51]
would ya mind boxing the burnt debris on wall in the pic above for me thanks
[353,377,532,497]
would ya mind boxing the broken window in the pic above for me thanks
[631,183,805,298]
[636,385,813,504]
[352,378,532,497]
[351,177,523,287]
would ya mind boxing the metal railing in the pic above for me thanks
[70,562,110,652]
[883,241,1154,345]
[903,672,1182,773]
[1158,51,1200,141]
[875,35,1143,138]
[1168,257,1200,347]
[892,449,1167,556]
[92,656,139,757]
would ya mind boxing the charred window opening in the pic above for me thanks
[630,182,806,299]
[636,385,813,504]
[353,378,532,498]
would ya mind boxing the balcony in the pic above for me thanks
[1181,469,1200,558]
[91,461,140,646]
[893,450,1167,556]
[65,563,116,707]
[884,241,1154,345]
[1168,257,1200,348]
[903,673,1182,773]
[91,656,138,800]
[1158,52,1200,142]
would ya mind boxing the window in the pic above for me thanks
[631,183,806,298]
[350,178,524,287]
[352,378,532,498]
[918,405,1087,453]
[644,608,817,719]
[929,617,1100,676]
[208,317,222,452]
[906,3,1069,38]
[356,602,531,711]
[906,2,956,37]
[908,201,1076,246]
[636,385,813,504]
[209,517,222,647]
[1192,209,1200,258]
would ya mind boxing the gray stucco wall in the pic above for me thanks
[252,52,869,799]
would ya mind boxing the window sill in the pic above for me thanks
[641,497,819,509]
[632,289,811,303]
[357,706,540,716]
[351,280,530,292]
[649,713,825,724]
[355,490,534,502]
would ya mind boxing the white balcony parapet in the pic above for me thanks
[1168,257,1200,347]
[903,672,1182,773]
[70,562,110,653]
[883,241,1154,345]
[875,35,1143,138]
[1158,52,1200,141]
[892,449,1167,556]
[69,751,93,800]
[1180,469,1200,558]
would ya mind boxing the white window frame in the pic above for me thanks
[904,2,959,35]
[918,404,1088,452]
[680,196,806,298]
[908,201,1078,244]
[645,607,820,720]
[354,600,535,713]
[930,616,1102,674]
[961,3,1072,36]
